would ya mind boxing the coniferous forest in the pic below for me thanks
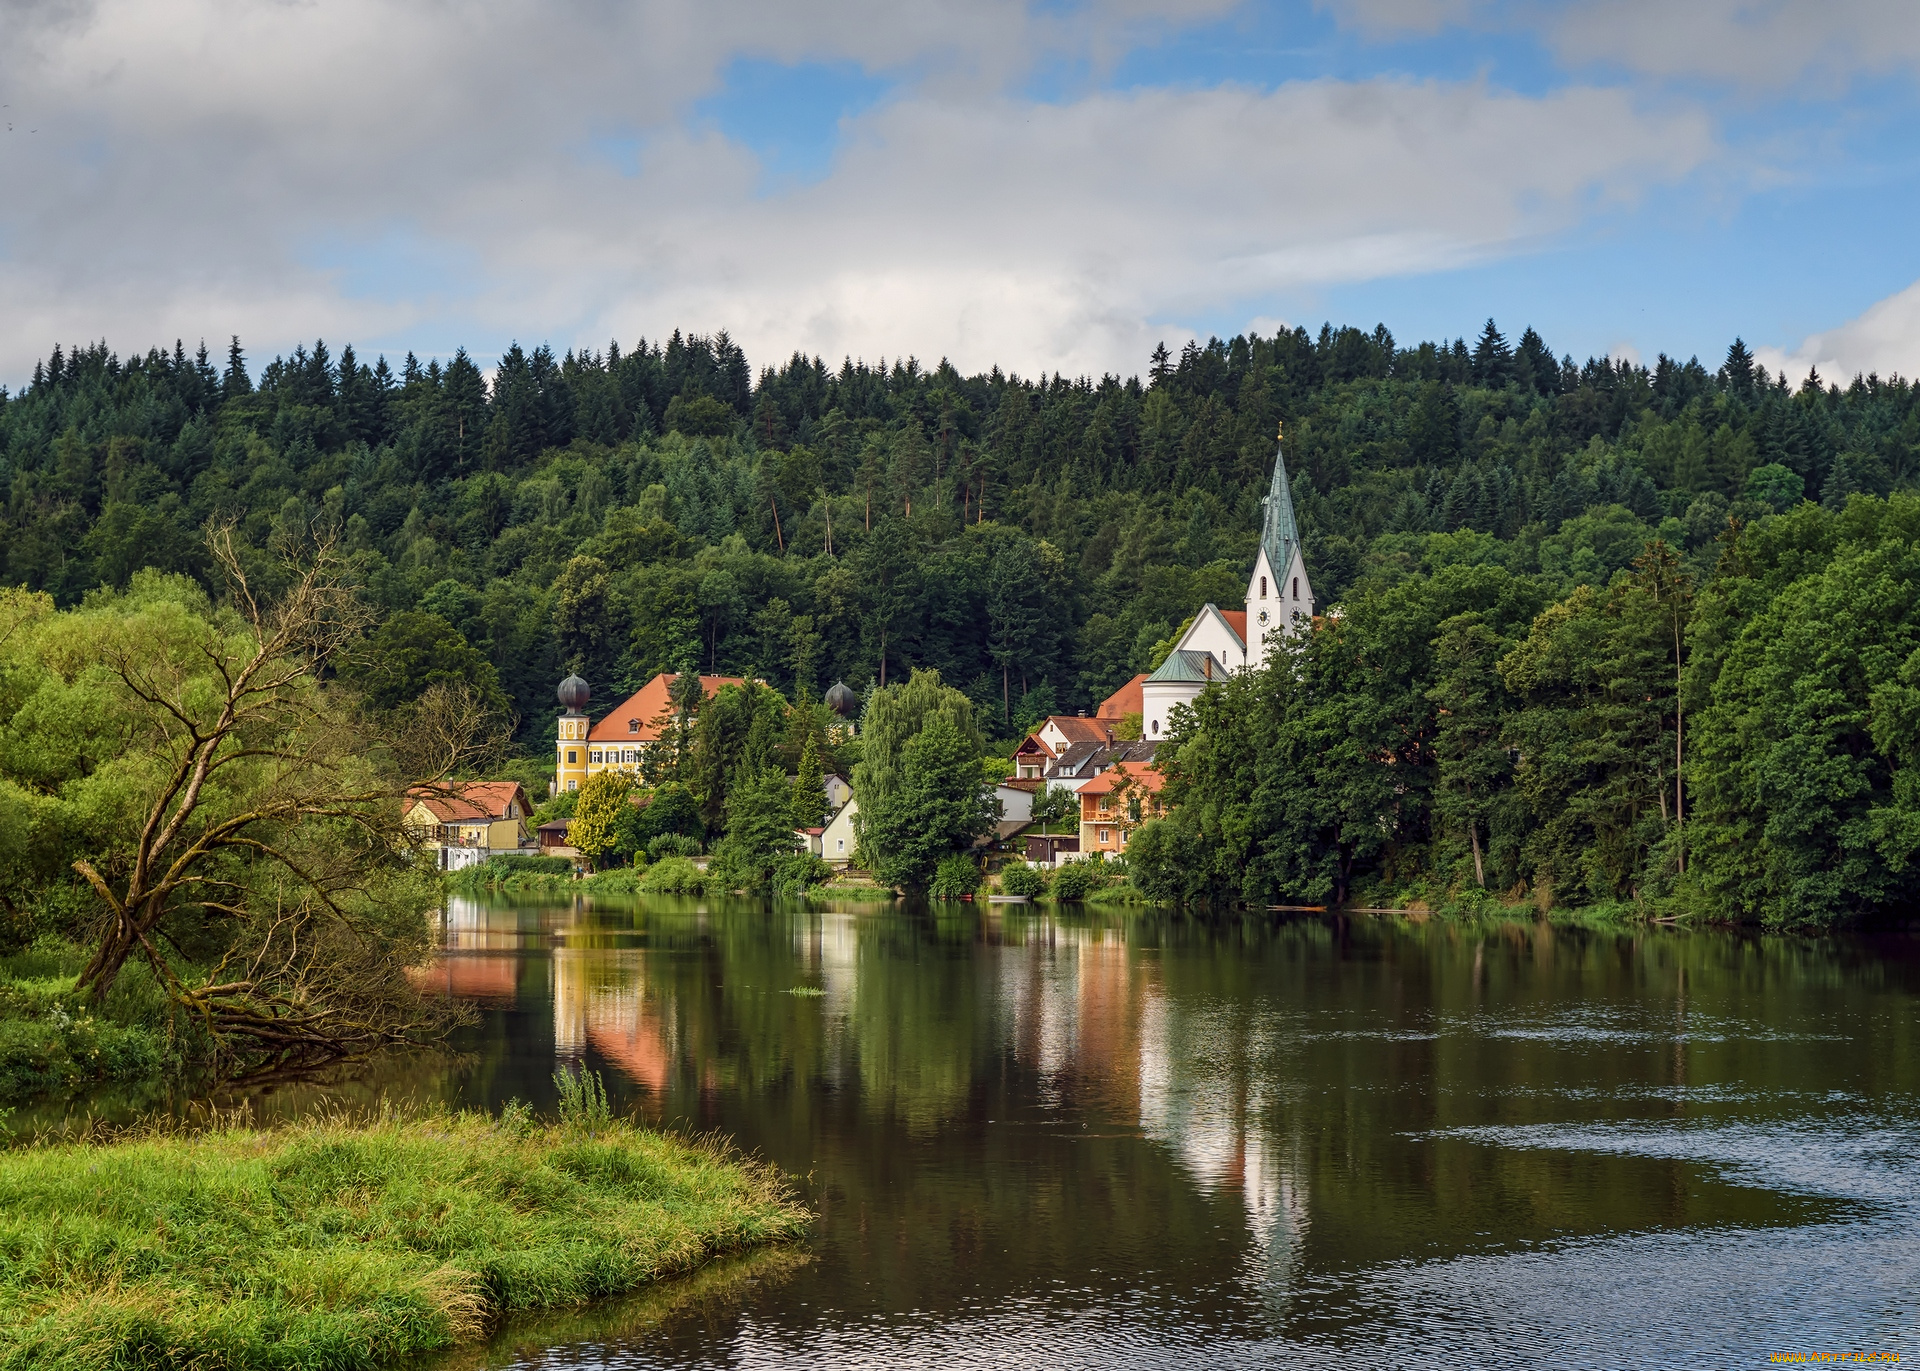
[4,322,1919,927]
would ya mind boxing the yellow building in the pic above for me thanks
[404,781,533,868]
[555,673,592,793]
[553,671,747,792]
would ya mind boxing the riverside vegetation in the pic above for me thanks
[0,1075,808,1369]
[4,325,1919,928]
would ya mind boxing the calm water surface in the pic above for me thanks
[401,896,1919,1368]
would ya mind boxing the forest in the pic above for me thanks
[3,320,1918,926]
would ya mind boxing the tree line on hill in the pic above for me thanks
[3,321,1919,926]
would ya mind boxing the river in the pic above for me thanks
[404,896,1917,1366]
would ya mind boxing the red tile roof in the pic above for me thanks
[407,781,530,823]
[1044,715,1112,746]
[1219,610,1248,645]
[1097,674,1145,720]
[588,673,746,743]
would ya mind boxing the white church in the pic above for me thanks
[1140,433,1315,741]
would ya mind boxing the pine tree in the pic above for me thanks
[223,336,251,398]
[1723,338,1755,398]
[1471,320,1512,388]
[791,732,828,829]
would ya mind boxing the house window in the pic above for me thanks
[1099,795,1111,813]
[628,719,639,734]
[567,779,578,791]
[1098,827,1111,844]
[1260,575,1267,597]
[566,750,578,765]
[836,838,845,852]
[590,751,602,764]
[1151,718,1159,735]
[1293,576,1299,598]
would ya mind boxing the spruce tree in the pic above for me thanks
[222,336,251,398]
[1471,320,1512,388]
[792,732,829,829]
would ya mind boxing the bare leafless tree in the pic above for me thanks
[69,522,482,1070]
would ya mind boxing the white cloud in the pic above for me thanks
[0,0,1715,382]
[1317,0,1920,90]
[1547,0,1920,91]
[1756,279,1920,385]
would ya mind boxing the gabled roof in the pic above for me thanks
[1041,715,1112,746]
[1079,761,1165,796]
[1181,602,1246,652]
[1096,674,1146,720]
[408,780,530,823]
[1050,740,1108,777]
[1147,649,1225,685]
[587,673,746,743]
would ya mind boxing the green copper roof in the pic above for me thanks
[1147,649,1222,685]
[1260,440,1302,572]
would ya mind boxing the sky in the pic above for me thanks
[2,0,1918,388]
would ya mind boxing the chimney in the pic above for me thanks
[1203,655,1213,680]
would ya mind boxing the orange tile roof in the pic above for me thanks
[1219,610,1248,645]
[588,673,746,743]
[408,780,530,823]
[1096,674,1145,720]
[1077,761,1164,796]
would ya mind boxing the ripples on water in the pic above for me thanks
[406,901,1920,1370]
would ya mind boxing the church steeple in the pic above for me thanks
[1259,423,1303,573]
[1243,424,1313,671]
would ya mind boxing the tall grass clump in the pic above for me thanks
[554,1063,613,1130]
[0,1105,809,1369]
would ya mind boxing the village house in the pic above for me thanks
[1141,433,1314,741]
[1076,762,1166,857]
[404,781,533,870]
[820,797,859,868]
[553,670,747,793]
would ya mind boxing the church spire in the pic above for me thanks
[1259,424,1302,573]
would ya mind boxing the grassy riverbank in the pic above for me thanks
[0,940,181,1103]
[0,1104,809,1369]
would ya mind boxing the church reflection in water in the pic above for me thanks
[437,895,1309,1300]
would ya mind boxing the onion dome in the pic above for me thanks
[825,681,858,717]
[557,674,591,711]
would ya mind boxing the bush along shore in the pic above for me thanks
[0,940,184,1105]
[0,1077,809,1370]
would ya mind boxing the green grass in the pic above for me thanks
[0,1105,810,1369]
[0,942,177,1102]
[804,882,897,902]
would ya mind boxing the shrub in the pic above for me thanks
[639,857,705,893]
[647,833,702,862]
[1050,860,1100,901]
[928,854,982,899]
[998,862,1047,897]
[487,854,574,877]
[770,852,833,896]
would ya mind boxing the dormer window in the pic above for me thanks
[628,719,639,734]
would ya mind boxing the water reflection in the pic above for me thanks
[418,897,1920,1367]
